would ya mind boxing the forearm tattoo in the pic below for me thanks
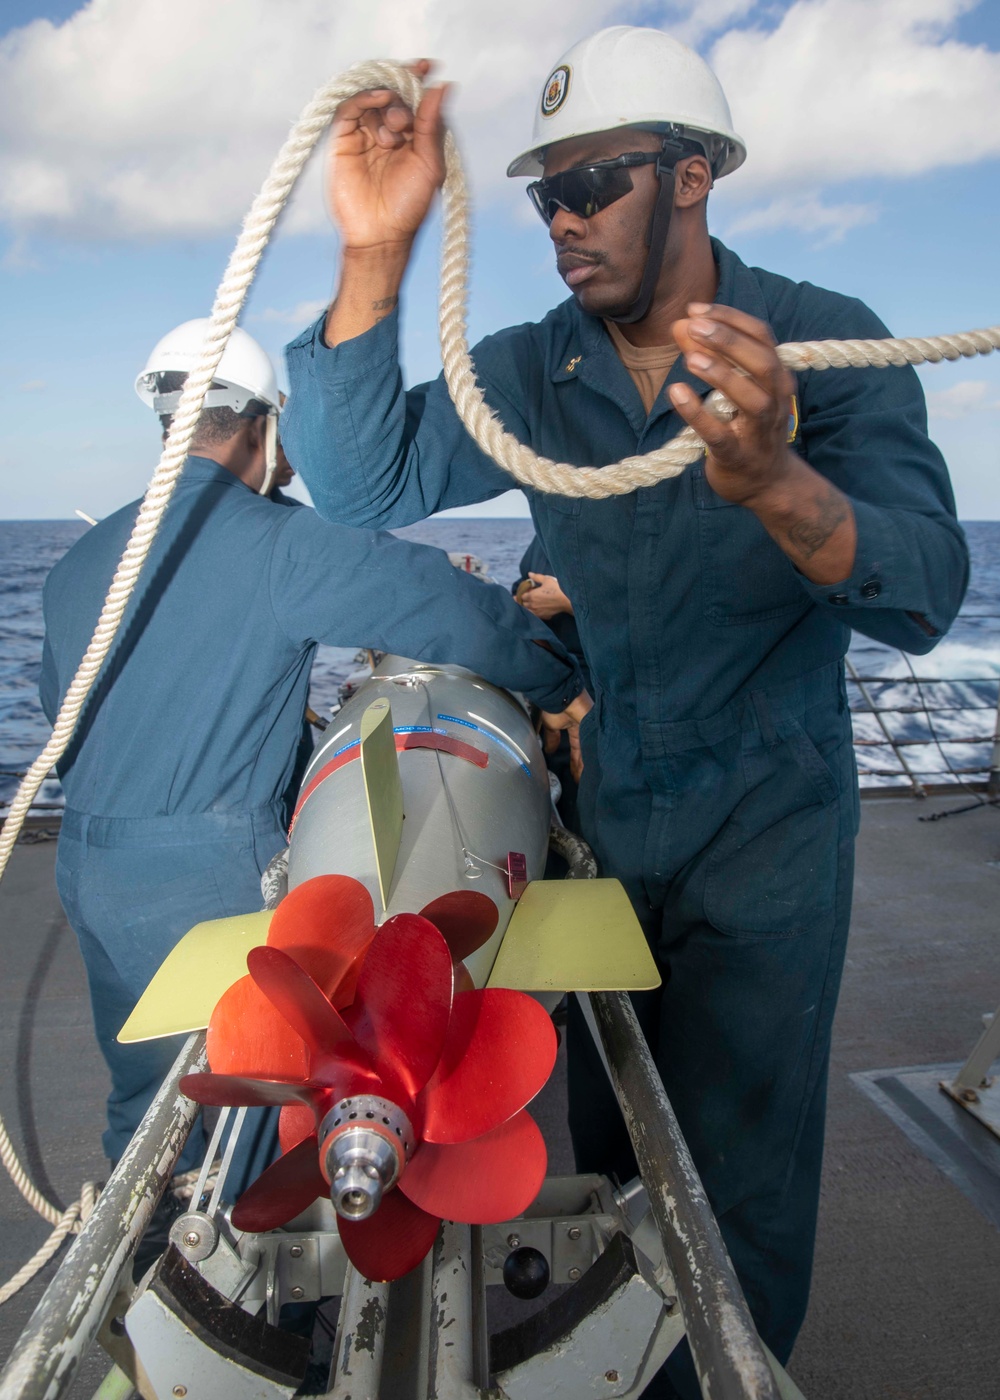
[785,483,850,560]
[371,295,398,323]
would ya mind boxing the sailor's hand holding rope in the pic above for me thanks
[325,60,448,347]
[671,303,858,583]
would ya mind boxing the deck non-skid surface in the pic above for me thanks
[2,798,1000,1398]
[791,795,1000,1398]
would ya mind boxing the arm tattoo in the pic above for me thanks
[784,483,850,560]
[371,295,398,323]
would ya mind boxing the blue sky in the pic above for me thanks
[2,0,999,520]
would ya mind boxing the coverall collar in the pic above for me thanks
[549,238,772,437]
[183,454,258,491]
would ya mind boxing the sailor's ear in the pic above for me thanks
[675,155,712,207]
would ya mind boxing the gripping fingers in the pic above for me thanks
[684,353,774,418]
[668,383,737,456]
[332,89,400,129]
[687,302,777,345]
[679,305,794,401]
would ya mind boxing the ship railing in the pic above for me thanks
[7,618,997,817]
[848,612,1000,800]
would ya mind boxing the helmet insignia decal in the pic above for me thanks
[541,64,571,118]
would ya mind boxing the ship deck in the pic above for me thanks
[2,794,1000,1398]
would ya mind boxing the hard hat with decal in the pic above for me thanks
[507,26,746,180]
[134,319,282,418]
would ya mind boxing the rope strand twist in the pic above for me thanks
[0,57,996,1302]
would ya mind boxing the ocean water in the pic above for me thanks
[2,517,998,811]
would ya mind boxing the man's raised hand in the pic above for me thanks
[327,60,448,252]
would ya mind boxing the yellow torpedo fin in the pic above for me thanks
[117,909,273,1043]
[487,879,660,992]
[360,697,403,913]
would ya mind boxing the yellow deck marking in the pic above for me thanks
[117,910,273,1042]
[487,879,660,992]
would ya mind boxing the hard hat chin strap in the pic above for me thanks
[259,408,280,496]
[608,134,684,327]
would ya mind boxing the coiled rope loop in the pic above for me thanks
[0,58,997,1302]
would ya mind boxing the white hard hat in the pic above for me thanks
[507,26,746,180]
[134,319,281,417]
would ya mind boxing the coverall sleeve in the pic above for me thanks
[39,568,63,725]
[792,299,969,654]
[39,633,59,726]
[282,309,521,526]
[268,511,584,713]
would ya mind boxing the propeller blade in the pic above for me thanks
[180,1071,320,1110]
[399,1110,547,1224]
[338,1189,441,1282]
[279,1102,316,1154]
[246,946,375,1080]
[345,914,453,1098]
[420,990,557,1145]
[231,1136,328,1232]
[419,891,499,962]
[267,874,375,999]
[206,975,309,1079]
[453,960,475,995]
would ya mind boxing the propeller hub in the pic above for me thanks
[320,1095,415,1221]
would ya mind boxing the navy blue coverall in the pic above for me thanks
[40,456,581,1188]
[281,238,968,1384]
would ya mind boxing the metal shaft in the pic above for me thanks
[329,1265,389,1399]
[588,991,781,1400]
[0,1034,206,1400]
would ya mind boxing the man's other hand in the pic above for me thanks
[668,303,857,585]
[668,303,798,506]
[518,572,574,621]
[541,690,593,782]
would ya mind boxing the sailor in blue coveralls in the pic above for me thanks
[40,321,583,1214]
[278,27,968,1394]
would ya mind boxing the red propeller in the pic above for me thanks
[181,875,555,1281]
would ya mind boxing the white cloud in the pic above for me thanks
[659,0,758,47]
[253,299,329,326]
[723,192,877,244]
[0,1,996,245]
[17,379,46,392]
[712,0,1000,197]
[926,380,1000,419]
[0,0,637,240]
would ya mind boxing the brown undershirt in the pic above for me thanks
[604,319,680,415]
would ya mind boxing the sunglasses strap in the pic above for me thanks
[608,136,684,326]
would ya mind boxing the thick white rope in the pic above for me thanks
[0,57,997,1303]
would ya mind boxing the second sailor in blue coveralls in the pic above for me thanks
[278,27,968,1395]
[40,321,584,1229]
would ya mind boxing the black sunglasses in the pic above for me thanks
[526,150,662,226]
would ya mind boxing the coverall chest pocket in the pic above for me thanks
[691,465,809,626]
[534,493,590,621]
